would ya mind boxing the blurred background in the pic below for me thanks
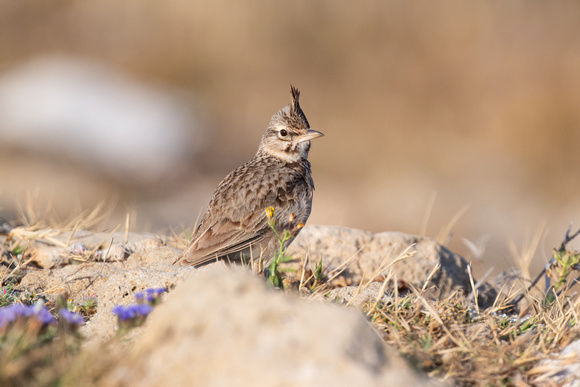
[1,0,579,278]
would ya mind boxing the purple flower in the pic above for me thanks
[112,304,153,321]
[111,305,128,319]
[35,305,56,325]
[59,309,85,326]
[0,304,29,327]
[0,303,55,327]
[145,287,167,295]
[132,304,153,315]
[133,288,167,305]
[143,288,167,304]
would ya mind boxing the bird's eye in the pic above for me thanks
[280,129,288,137]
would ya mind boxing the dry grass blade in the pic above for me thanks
[437,205,469,246]
[366,271,393,316]
[324,243,366,284]
[507,224,545,283]
[411,286,465,348]
[60,200,114,231]
[343,244,415,307]
[419,191,437,236]
[467,263,479,314]
[421,263,440,292]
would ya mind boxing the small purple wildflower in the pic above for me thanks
[146,287,167,296]
[142,287,167,304]
[111,305,127,318]
[133,304,153,315]
[0,304,30,327]
[134,288,166,305]
[59,309,85,326]
[0,303,55,328]
[112,304,153,321]
[35,305,56,325]
[114,289,166,332]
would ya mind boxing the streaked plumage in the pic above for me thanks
[174,86,323,267]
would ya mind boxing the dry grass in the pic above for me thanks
[362,285,580,386]
[272,246,580,386]
[1,205,580,386]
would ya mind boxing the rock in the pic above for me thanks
[325,281,391,308]
[103,264,437,387]
[0,217,13,235]
[27,243,62,269]
[533,339,580,387]
[287,225,497,308]
[0,55,201,184]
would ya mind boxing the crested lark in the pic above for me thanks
[174,86,324,267]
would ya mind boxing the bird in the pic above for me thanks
[174,86,324,267]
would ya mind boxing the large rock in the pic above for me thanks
[288,226,496,307]
[104,264,437,386]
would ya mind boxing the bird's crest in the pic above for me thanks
[290,85,301,113]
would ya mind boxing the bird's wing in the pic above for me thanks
[173,157,304,267]
[174,206,271,267]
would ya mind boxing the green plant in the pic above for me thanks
[305,258,325,292]
[512,225,580,307]
[12,245,25,256]
[0,301,86,386]
[0,283,18,308]
[264,207,300,289]
[551,248,580,291]
[0,277,40,309]
[78,297,98,317]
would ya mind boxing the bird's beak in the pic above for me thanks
[295,129,324,143]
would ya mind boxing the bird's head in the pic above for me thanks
[258,86,324,163]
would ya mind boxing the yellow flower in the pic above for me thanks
[265,207,275,219]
